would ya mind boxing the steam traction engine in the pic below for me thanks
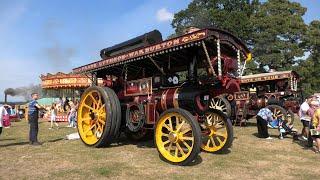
[234,71,301,125]
[73,28,251,165]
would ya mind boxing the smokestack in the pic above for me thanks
[4,93,7,103]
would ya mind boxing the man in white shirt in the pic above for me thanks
[299,97,313,140]
[0,104,8,136]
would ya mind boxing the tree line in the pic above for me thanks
[171,0,320,95]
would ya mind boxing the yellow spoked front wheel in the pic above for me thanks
[78,86,121,147]
[155,108,201,166]
[201,109,233,153]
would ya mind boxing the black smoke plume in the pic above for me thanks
[4,84,42,101]
[43,19,76,72]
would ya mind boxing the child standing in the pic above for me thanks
[68,102,77,128]
[49,103,59,129]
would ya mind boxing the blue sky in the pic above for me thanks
[0,0,319,101]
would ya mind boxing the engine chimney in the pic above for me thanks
[4,93,7,103]
[4,93,8,104]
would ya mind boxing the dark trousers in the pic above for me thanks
[257,116,269,138]
[28,114,39,143]
[0,127,2,136]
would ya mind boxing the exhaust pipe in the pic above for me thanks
[4,93,7,103]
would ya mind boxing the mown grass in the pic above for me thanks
[0,117,320,180]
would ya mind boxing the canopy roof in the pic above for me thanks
[40,72,92,89]
[240,71,299,84]
[73,28,251,75]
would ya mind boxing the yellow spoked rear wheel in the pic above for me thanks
[201,109,233,153]
[77,86,121,147]
[155,108,201,166]
[78,89,106,145]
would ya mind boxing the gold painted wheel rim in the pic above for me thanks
[78,90,106,145]
[155,112,194,163]
[201,112,228,152]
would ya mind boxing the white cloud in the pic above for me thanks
[156,8,174,22]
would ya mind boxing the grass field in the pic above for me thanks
[1,118,320,180]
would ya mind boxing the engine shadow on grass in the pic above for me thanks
[208,148,231,155]
[158,154,203,166]
[188,155,202,166]
[110,135,155,148]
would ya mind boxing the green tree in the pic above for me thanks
[171,0,308,72]
[171,0,259,44]
[296,20,320,95]
[251,0,307,70]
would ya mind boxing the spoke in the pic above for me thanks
[83,104,95,112]
[206,138,211,147]
[174,146,178,157]
[215,131,227,138]
[96,95,102,109]
[180,136,194,141]
[175,117,180,130]
[96,123,102,133]
[176,120,185,132]
[84,124,96,136]
[211,116,218,126]
[210,136,216,146]
[209,101,214,108]
[215,99,219,106]
[180,127,192,135]
[99,104,106,113]
[163,123,173,132]
[163,140,170,145]
[162,133,169,137]
[216,136,223,145]
[168,117,173,132]
[167,142,173,151]
[80,117,91,125]
[176,142,185,155]
[181,140,192,151]
[98,118,106,125]
[88,94,99,107]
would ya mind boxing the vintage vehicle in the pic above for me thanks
[73,28,251,165]
[233,70,301,125]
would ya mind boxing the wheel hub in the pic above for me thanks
[168,132,178,143]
